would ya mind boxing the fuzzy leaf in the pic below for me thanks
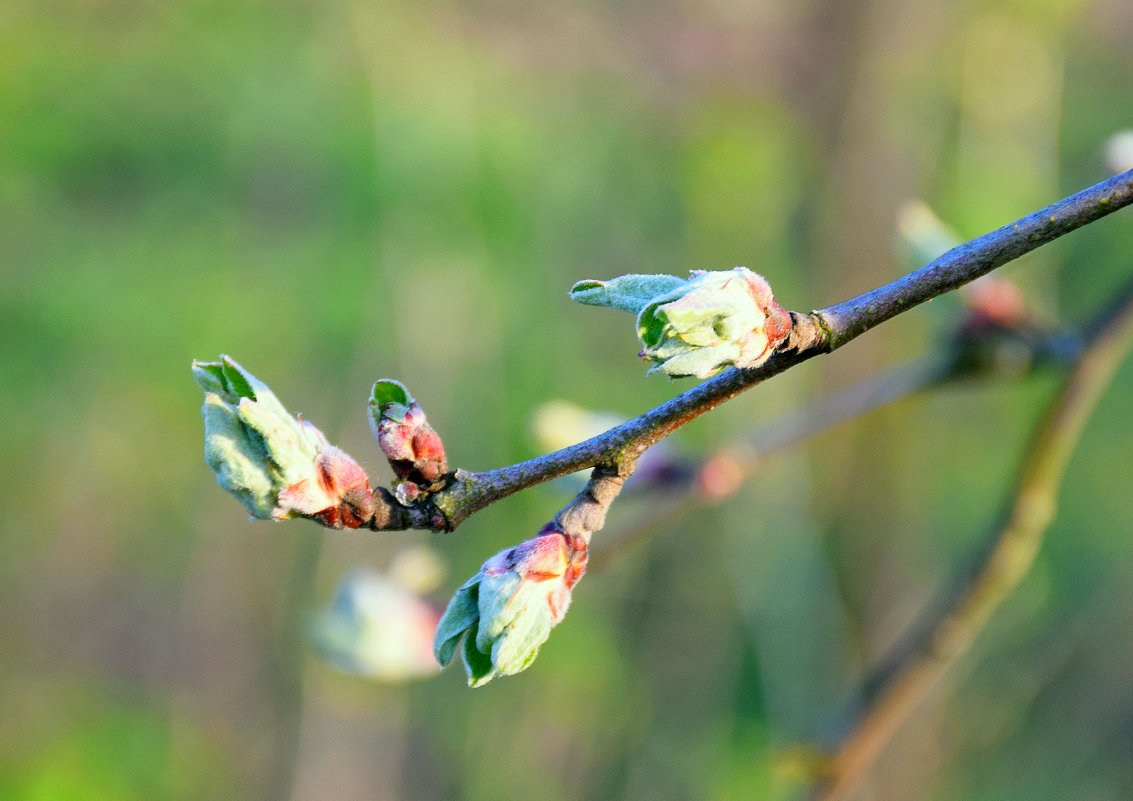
[463,619,497,687]
[236,397,320,485]
[191,360,228,395]
[647,342,741,379]
[491,596,554,676]
[219,357,256,401]
[434,581,480,667]
[476,569,524,652]
[570,274,688,314]
[201,393,275,518]
[370,379,414,424]
[371,379,412,408]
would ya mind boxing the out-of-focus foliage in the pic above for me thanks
[312,565,441,682]
[1,0,1132,798]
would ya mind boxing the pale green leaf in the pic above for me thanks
[201,393,275,518]
[476,570,524,652]
[434,581,480,667]
[191,360,228,395]
[570,274,687,314]
[491,604,554,677]
[463,619,497,687]
[370,379,414,424]
[236,397,320,485]
[648,342,740,379]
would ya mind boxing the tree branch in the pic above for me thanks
[806,275,1133,801]
[595,318,1081,563]
[423,169,1133,530]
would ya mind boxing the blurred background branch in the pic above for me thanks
[419,169,1133,531]
[595,268,1086,562]
[808,275,1133,801]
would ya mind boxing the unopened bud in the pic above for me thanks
[697,451,747,500]
[369,379,449,490]
[192,355,374,527]
[433,526,587,687]
[962,276,1029,329]
[947,279,1054,378]
[572,268,792,379]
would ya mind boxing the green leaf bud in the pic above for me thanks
[433,527,587,687]
[638,268,792,378]
[193,355,374,527]
[570,268,793,379]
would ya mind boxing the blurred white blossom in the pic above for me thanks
[313,567,442,682]
[1105,131,1133,175]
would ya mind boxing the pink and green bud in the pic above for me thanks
[369,379,448,489]
[192,355,374,527]
[571,268,792,379]
[433,527,588,687]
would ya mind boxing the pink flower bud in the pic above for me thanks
[962,276,1029,329]
[434,526,588,686]
[369,380,449,490]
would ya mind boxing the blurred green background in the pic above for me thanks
[2,0,1132,798]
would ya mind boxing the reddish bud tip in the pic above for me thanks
[277,446,375,529]
[376,402,449,490]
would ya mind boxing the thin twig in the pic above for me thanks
[422,169,1133,530]
[807,277,1133,801]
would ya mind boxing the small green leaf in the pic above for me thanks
[648,342,740,379]
[201,394,275,518]
[370,379,414,423]
[191,360,228,395]
[192,355,290,418]
[220,355,257,401]
[371,379,413,409]
[463,619,497,687]
[476,570,523,651]
[637,303,671,349]
[434,581,480,667]
[491,601,553,677]
[236,397,320,485]
[570,274,688,314]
